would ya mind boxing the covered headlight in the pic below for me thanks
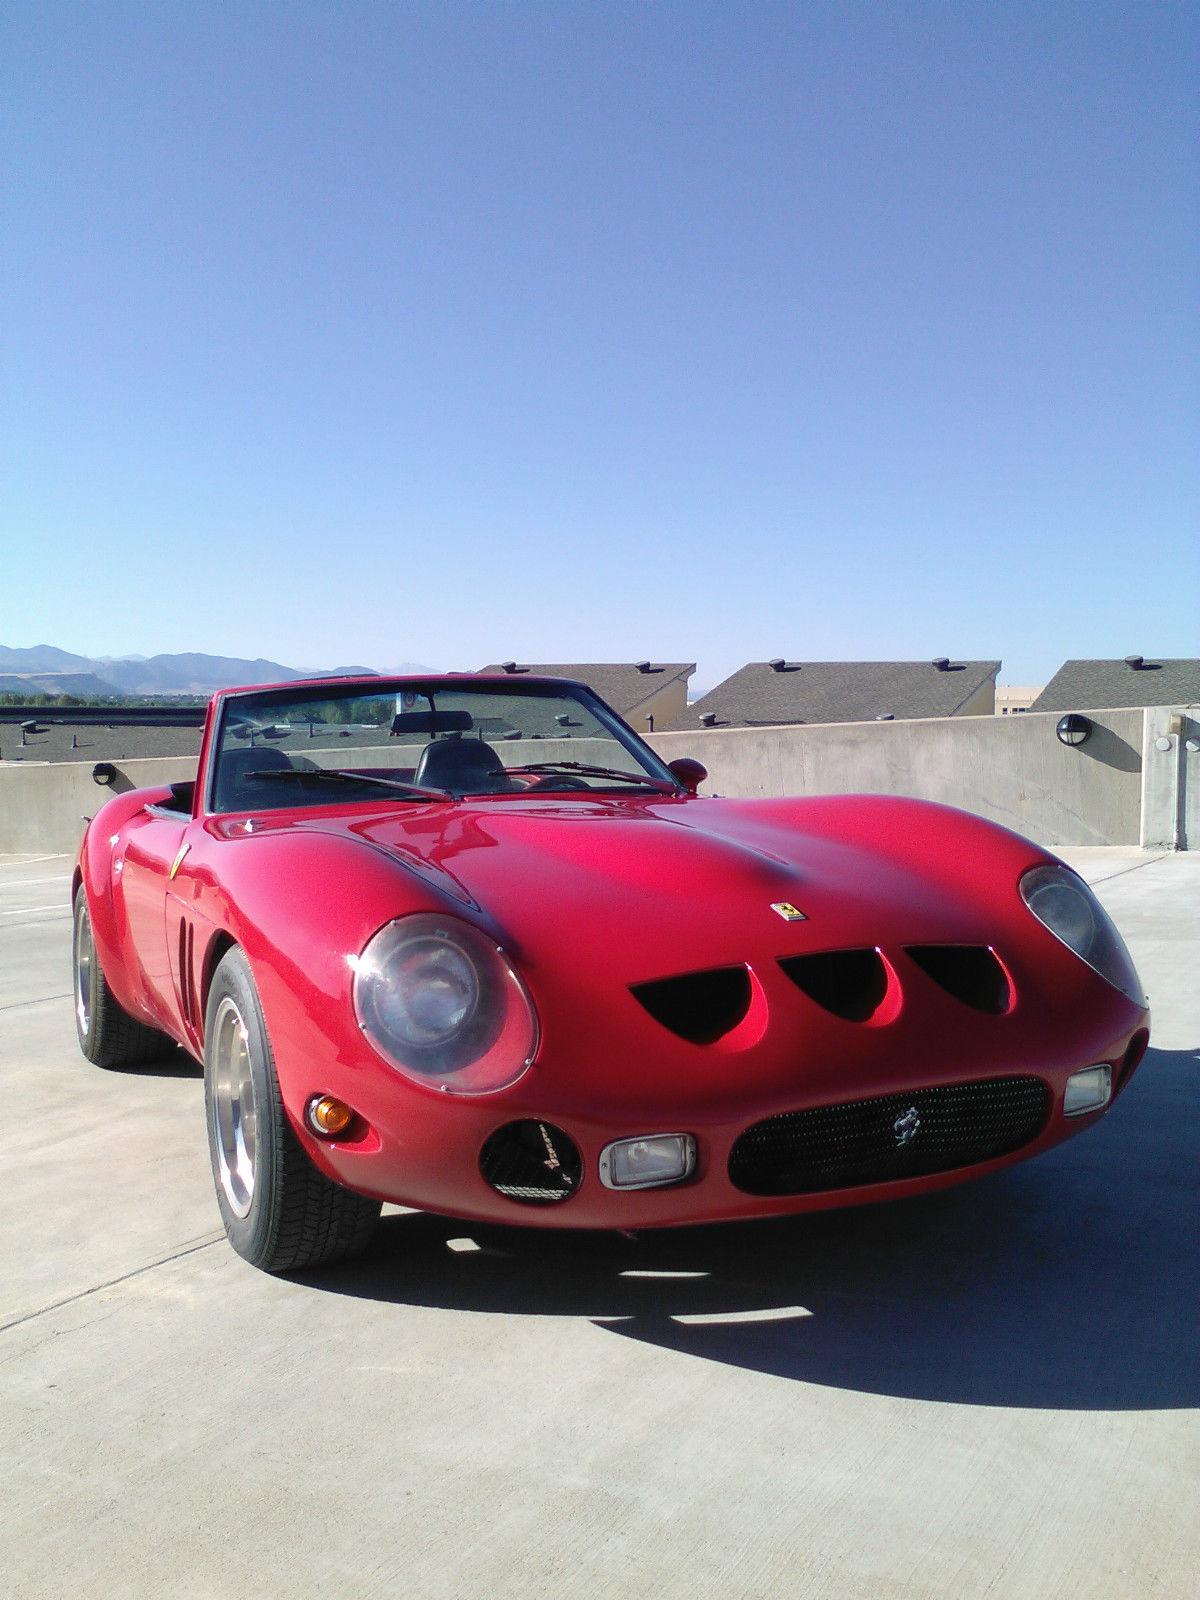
[353,913,538,1094]
[1019,864,1144,1004]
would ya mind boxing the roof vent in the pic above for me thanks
[499,661,519,674]
[768,658,799,672]
[635,660,653,673]
[932,657,951,671]
[875,712,894,721]
[700,712,717,727]
[1124,655,1144,670]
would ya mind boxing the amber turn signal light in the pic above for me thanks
[306,1095,355,1137]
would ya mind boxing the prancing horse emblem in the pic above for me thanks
[771,902,807,922]
[893,1106,921,1147]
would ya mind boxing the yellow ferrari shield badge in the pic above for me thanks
[771,902,806,922]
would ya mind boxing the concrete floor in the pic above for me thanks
[2,847,1196,1600]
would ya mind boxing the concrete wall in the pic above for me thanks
[4,706,1193,857]
[0,755,198,857]
[1140,707,1200,850]
[649,707,1148,848]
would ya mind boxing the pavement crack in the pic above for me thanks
[0,1234,225,1336]
[1086,852,1172,885]
[0,991,73,1013]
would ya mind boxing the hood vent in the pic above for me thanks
[778,948,890,1022]
[905,946,1010,1014]
[631,966,751,1044]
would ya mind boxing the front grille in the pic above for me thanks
[728,1075,1049,1196]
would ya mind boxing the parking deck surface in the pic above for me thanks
[2,847,1197,1600]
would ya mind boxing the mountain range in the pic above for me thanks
[0,644,430,698]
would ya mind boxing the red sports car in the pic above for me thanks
[72,674,1149,1273]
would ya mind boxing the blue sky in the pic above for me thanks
[2,1,1195,689]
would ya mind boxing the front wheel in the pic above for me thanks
[203,947,381,1272]
[73,889,172,1068]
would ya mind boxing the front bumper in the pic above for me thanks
[298,1023,1151,1230]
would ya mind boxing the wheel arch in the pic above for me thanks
[199,929,239,1035]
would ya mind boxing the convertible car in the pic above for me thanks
[72,673,1150,1273]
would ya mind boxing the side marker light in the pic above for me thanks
[306,1095,355,1137]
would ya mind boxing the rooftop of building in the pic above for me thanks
[1031,659,1200,713]
[677,659,1001,729]
[477,662,695,715]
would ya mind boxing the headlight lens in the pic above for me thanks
[353,913,538,1094]
[1019,864,1144,1004]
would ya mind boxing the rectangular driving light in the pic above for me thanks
[599,1134,696,1190]
[1063,1065,1112,1117]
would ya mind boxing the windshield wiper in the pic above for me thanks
[518,761,672,789]
[244,769,449,801]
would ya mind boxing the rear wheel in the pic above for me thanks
[204,947,381,1273]
[73,889,172,1067]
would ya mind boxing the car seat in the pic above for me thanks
[414,737,516,796]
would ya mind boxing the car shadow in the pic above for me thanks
[109,1047,203,1080]
[296,1044,1198,1411]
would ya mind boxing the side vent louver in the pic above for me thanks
[905,946,1010,1014]
[778,949,889,1022]
[631,966,752,1044]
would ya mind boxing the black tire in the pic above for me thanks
[203,946,381,1273]
[73,889,173,1068]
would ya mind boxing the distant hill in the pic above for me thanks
[0,646,432,698]
[0,671,125,696]
[0,645,98,675]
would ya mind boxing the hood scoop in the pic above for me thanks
[905,945,1011,1014]
[631,966,752,1044]
[778,948,890,1022]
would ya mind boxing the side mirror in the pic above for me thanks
[667,757,708,796]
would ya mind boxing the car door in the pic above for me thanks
[114,804,189,1030]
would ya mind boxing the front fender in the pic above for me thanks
[184,824,488,1111]
[76,785,177,1021]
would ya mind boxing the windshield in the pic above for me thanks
[208,679,679,812]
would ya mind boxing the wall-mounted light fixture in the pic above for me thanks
[92,762,117,786]
[1056,714,1093,748]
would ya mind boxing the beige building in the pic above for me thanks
[994,686,1042,716]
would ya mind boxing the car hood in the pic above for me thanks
[295,794,1043,979]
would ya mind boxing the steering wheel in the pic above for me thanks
[521,775,591,792]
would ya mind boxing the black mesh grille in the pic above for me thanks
[479,1120,582,1205]
[630,966,751,1044]
[728,1076,1050,1196]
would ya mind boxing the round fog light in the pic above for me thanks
[306,1095,355,1137]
